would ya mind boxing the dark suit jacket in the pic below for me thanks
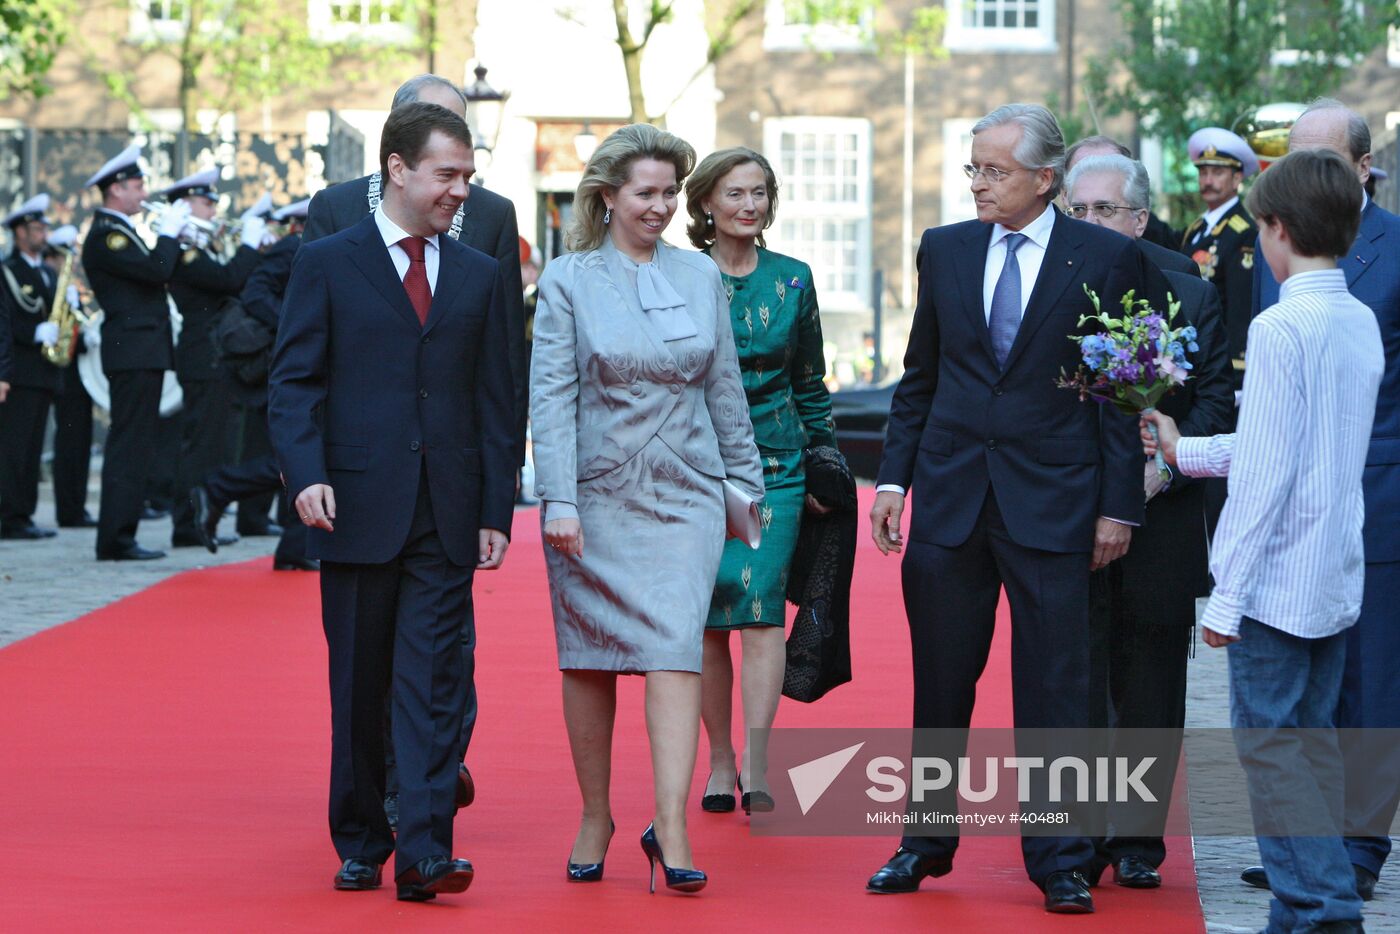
[169,244,260,383]
[1251,200,1400,562]
[877,208,1158,553]
[1138,238,1198,277]
[240,234,299,329]
[81,211,181,374]
[268,214,516,567]
[3,252,63,391]
[1110,267,1232,624]
[0,280,13,383]
[306,175,527,462]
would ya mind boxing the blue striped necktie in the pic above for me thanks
[988,232,1027,368]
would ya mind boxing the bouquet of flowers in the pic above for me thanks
[1057,285,1198,480]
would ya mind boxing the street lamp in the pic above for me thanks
[463,63,509,159]
[574,121,599,164]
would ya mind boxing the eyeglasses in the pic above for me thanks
[962,164,1023,184]
[1068,202,1146,220]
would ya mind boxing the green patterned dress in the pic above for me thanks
[706,248,835,630]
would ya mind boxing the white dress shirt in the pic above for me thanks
[1176,268,1383,638]
[374,205,440,293]
[981,202,1056,324]
[1190,195,1239,244]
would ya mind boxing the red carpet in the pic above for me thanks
[0,490,1202,931]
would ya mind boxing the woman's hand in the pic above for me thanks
[805,493,833,515]
[544,517,584,557]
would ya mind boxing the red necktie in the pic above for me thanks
[398,236,431,326]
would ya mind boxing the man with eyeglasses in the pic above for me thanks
[1065,154,1234,891]
[1065,136,1185,256]
[867,103,1170,914]
[1180,127,1259,392]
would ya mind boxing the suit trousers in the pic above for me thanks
[1087,562,1191,870]
[171,378,233,540]
[97,370,163,554]
[202,453,307,561]
[320,468,474,871]
[0,385,54,529]
[899,489,1097,886]
[1338,559,1400,876]
[51,370,94,525]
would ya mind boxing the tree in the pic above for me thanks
[0,0,72,99]
[1084,0,1399,201]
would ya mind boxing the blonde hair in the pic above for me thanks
[566,124,697,252]
[684,147,779,250]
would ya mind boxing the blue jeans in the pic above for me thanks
[1229,617,1364,933]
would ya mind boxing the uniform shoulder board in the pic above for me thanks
[182,249,200,264]
[1227,214,1251,234]
[787,275,806,290]
[106,231,129,251]
[1210,219,1228,238]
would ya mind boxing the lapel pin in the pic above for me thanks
[1066,260,1074,267]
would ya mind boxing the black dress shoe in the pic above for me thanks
[97,544,166,561]
[866,847,953,893]
[384,792,399,832]
[172,531,238,548]
[1,523,57,539]
[1044,871,1095,913]
[189,487,224,553]
[1113,855,1161,888]
[1242,865,1376,902]
[59,512,99,528]
[240,522,285,537]
[700,772,736,813]
[456,764,474,809]
[273,555,320,571]
[395,856,474,902]
[333,858,382,890]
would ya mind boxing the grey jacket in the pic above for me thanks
[530,238,764,518]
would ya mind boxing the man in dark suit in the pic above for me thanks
[865,104,1159,914]
[1065,136,1184,256]
[1064,155,1234,889]
[1242,99,1400,904]
[81,145,192,560]
[306,73,525,822]
[191,198,314,569]
[269,103,516,901]
[160,169,265,548]
[1,195,63,539]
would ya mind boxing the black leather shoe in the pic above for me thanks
[1244,865,1378,902]
[1113,855,1161,888]
[1044,871,1095,913]
[59,512,99,529]
[1,523,57,539]
[456,764,474,809]
[273,555,321,571]
[97,544,166,561]
[866,847,953,893]
[395,856,474,901]
[333,858,382,890]
[172,531,238,548]
[189,487,224,553]
[240,522,285,537]
[384,792,399,832]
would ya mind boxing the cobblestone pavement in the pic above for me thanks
[0,483,1393,930]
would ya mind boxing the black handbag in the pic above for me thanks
[212,297,275,387]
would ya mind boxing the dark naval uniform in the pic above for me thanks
[1180,200,1256,390]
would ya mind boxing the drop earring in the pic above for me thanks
[603,208,612,225]
[705,211,714,227]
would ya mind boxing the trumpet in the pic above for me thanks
[140,200,224,237]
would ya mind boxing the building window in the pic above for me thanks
[944,0,1055,52]
[309,0,415,43]
[763,117,871,311]
[130,0,189,41]
[763,0,870,52]
[940,119,978,225]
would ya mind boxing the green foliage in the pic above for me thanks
[1085,0,1399,196]
[0,0,72,99]
[785,0,949,57]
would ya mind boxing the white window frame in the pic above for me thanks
[763,0,871,52]
[763,116,873,312]
[943,0,1056,53]
[940,118,978,226]
[308,0,416,45]
[1271,0,1363,66]
[130,0,189,42]
[1390,26,1400,67]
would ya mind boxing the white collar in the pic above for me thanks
[373,204,440,255]
[1200,195,1239,230]
[991,202,1056,251]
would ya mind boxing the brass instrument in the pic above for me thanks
[1234,103,1308,166]
[40,244,95,368]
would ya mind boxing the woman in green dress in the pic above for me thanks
[685,147,835,814]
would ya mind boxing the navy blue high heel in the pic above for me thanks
[566,820,614,882]
[640,822,706,894]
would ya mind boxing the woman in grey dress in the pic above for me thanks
[530,124,764,892]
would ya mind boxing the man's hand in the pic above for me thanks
[1091,518,1131,571]
[156,198,193,239]
[34,321,60,347]
[1143,460,1168,502]
[1202,626,1240,648]
[870,491,904,555]
[0,381,9,404]
[1140,410,1182,467]
[294,483,336,531]
[478,528,509,570]
[544,517,583,557]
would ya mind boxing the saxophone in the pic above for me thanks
[41,244,92,367]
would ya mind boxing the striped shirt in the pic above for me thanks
[1177,268,1383,639]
